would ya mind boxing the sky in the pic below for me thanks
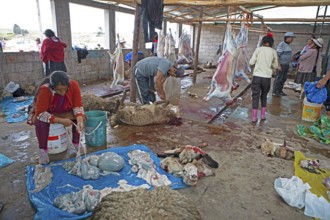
[0,0,324,36]
[0,1,324,33]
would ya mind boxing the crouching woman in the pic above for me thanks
[32,71,85,164]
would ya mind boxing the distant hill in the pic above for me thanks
[0,28,14,38]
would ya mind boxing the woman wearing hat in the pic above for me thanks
[294,38,323,95]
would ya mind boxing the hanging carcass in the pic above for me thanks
[203,24,240,105]
[234,24,251,84]
[165,29,177,65]
[178,31,194,65]
[157,30,165,58]
[109,34,125,87]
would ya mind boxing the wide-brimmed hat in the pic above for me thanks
[312,38,323,48]
[284,32,296,38]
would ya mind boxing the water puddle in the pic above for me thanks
[0,131,31,143]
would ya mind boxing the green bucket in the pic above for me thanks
[84,110,107,147]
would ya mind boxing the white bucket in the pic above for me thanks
[47,123,68,154]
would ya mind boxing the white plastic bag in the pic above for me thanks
[274,176,311,209]
[304,190,330,220]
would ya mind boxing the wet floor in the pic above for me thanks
[0,70,329,219]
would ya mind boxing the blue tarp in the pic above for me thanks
[26,144,187,220]
[0,153,15,168]
[1,96,34,123]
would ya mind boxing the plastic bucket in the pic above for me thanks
[302,98,323,122]
[47,123,68,154]
[85,110,107,147]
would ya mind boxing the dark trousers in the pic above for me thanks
[35,119,79,150]
[141,6,156,43]
[251,76,271,109]
[45,61,67,76]
[135,77,156,104]
[273,64,289,94]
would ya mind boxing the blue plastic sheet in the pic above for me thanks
[1,96,34,123]
[304,81,328,104]
[0,153,15,168]
[124,51,144,62]
[26,144,187,220]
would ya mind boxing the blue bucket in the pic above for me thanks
[84,110,107,147]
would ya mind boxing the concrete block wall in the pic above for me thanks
[196,23,330,66]
[0,50,111,90]
[0,48,151,90]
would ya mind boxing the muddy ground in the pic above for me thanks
[0,69,329,220]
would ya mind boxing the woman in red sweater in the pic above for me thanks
[33,71,85,164]
[41,29,67,76]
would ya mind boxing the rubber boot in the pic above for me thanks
[261,107,267,120]
[38,149,50,164]
[252,109,258,123]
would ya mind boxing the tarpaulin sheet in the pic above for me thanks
[0,153,15,168]
[26,144,186,220]
[294,151,330,203]
[1,96,33,123]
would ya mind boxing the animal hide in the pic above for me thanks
[178,31,194,64]
[165,29,177,65]
[260,139,294,160]
[109,35,125,87]
[82,94,117,113]
[234,24,251,83]
[157,30,165,58]
[91,187,202,220]
[111,101,181,126]
[32,164,53,193]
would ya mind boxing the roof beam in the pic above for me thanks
[169,17,330,23]
[162,0,330,6]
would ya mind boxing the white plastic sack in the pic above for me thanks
[274,176,311,209]
[304,190,330,220]
[164,76,181,105]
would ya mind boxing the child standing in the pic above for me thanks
[249,34,279,122]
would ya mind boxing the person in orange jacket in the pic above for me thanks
[31,71,85,164]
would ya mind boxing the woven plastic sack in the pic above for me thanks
[164,76,181,105]
[304,81,327,104]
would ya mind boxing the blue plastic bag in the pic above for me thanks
[304,81,327,104]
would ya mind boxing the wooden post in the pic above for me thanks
[193,8,203,84]
[130,4,141,102]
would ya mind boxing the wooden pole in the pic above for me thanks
[193,7,203,84]
[130,4,141,103]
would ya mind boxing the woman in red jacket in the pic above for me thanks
[34,71,85,164]
[41,29,67,76]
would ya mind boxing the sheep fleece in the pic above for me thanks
[91,187,201,220]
